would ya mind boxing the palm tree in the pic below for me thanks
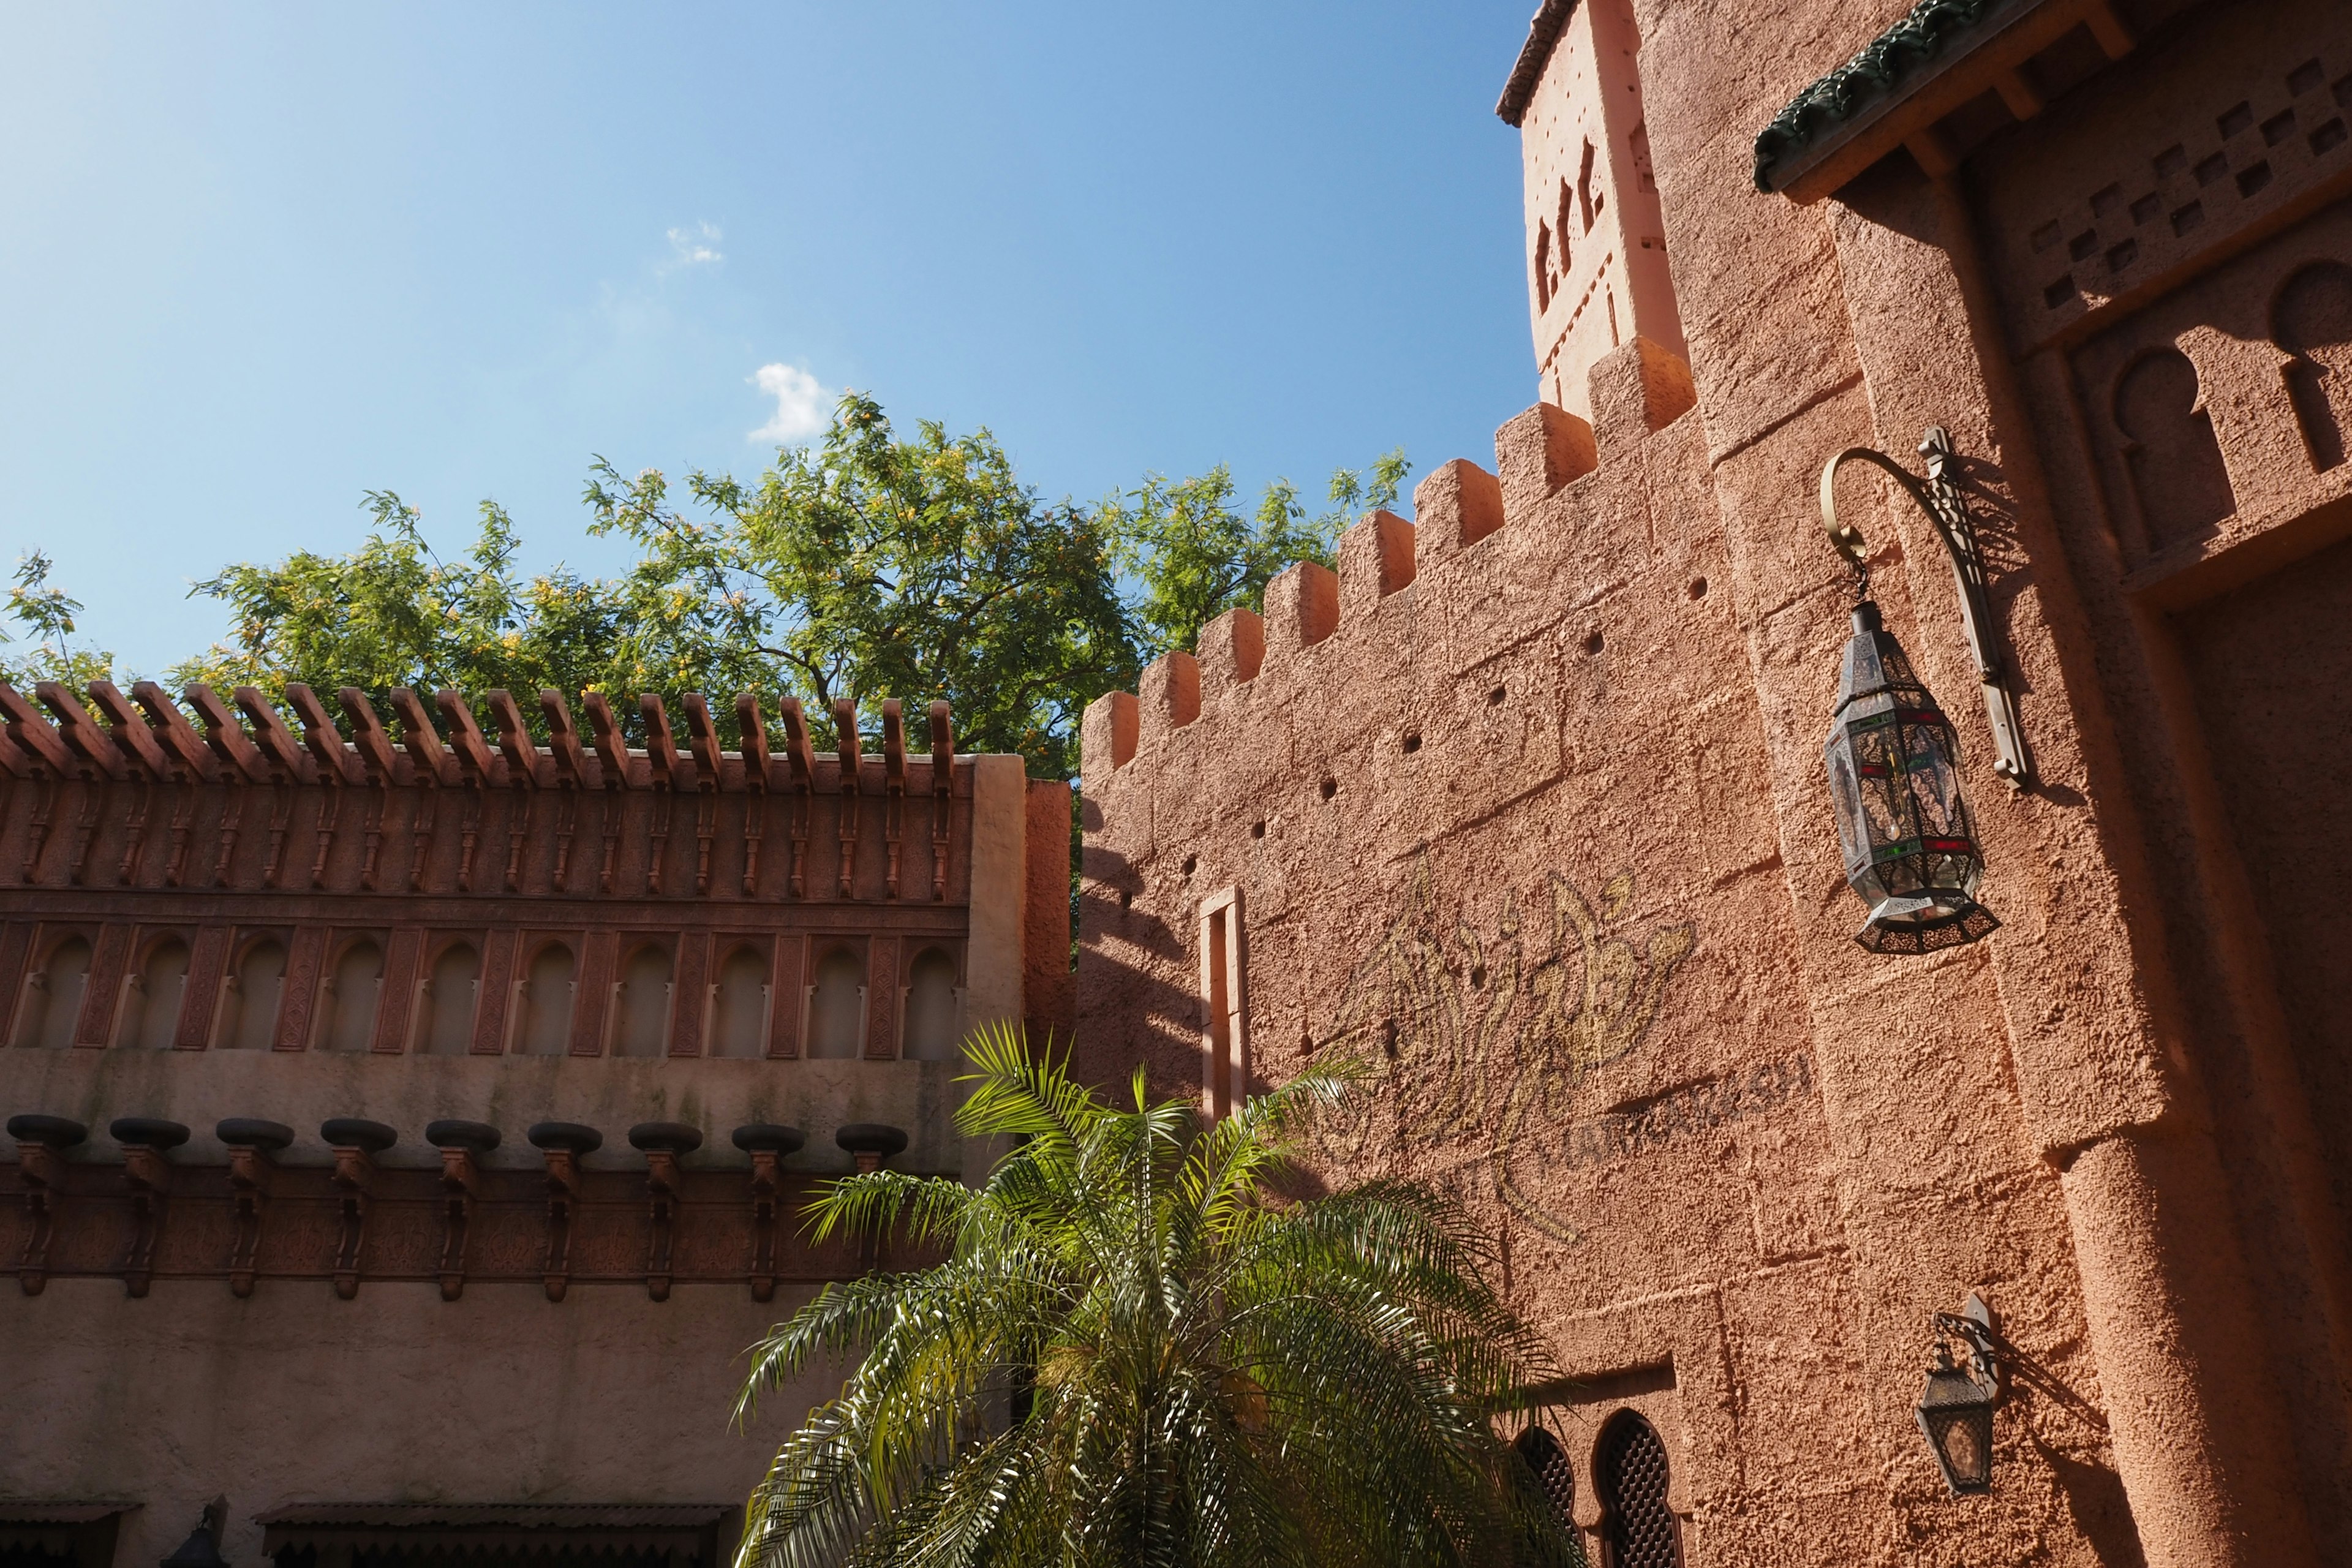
[734,1024,1583,1568]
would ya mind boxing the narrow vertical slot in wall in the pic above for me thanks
[1199,888,1247,1118]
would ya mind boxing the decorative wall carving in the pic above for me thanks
[276,925,326,1051]
[865,935,901,1060]
[1316,857,1700,1243]
[77,924,132,1046]
[0,1163,867,1295]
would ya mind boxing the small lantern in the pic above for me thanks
[1915,1298,2001,1496]
[1823,601,1999,954]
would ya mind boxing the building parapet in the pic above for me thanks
[1082,338,1697,790]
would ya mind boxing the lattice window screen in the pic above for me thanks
[1515,1427,1577,1529]
[1597,1413,1681,1568]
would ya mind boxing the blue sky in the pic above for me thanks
[1,2,1540,677]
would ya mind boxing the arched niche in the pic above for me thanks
[711,945,771,1060]
[320,938,385,1053]
[612,943,674,1058]
[806,944,866,1060]
[122,937,191,1050]
[2277,261,2352,473]
[2113,346,2236,551]
[223,938,287,1051]
[16,935,92,1049]
[420,941,481,1056]
[517,941,578,1057]
[903,946,961,1062]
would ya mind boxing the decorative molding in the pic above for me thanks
[2,1162,880,1295]
[225,1144,276,1298]
[1754,0,2015,190]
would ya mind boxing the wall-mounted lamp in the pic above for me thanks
[1820,428,2028,953]
[1916,1294,2002,1497]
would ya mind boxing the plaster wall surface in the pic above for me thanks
[0,1278,820,1568]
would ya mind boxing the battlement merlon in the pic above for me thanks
[0,681,952,797]
[1081,335,1697,797]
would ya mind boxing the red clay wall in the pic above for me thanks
[1080,0,2352,1562]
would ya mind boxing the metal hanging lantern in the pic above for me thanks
[1915,1297,2002,1496]
[1819,428,2030,954]
[1823,601,1997,952]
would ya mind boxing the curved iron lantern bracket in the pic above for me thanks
[1820,427,2032,787]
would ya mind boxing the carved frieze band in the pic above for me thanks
[1,1163,873,1297]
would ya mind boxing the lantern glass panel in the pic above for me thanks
[1825,603,1999,952]
[1915,1359,1997,1495]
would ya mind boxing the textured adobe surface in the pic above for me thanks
[1081,1,2352,1562]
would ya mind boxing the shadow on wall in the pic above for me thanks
[1074,829,1202,1099]
[2277,260,2352,473]
[2035,1435,2150,1568]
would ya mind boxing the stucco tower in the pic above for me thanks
[1507,0,1687,421]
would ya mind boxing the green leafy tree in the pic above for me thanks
[123,393,1398,780]
[1106,449,1409,659]
[170,396,1141,774]
[687,392,1139,777]
[735,1026,1578,1568]
[1,550,116,690]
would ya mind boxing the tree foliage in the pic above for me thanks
[25,393,1403,780]
[734,1026,1580,1568]
[1105,450,1409,658]
[685,393,1137,777]
[0,550,115,691]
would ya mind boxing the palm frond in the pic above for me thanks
[737,1025,1580,1568]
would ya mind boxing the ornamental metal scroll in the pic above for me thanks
[1820,426,2033,786]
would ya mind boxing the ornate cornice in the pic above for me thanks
[1752,0,2015,192]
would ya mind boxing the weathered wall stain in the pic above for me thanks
[1315,854,1694,1240]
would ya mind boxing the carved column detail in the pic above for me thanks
[176,925,232,1049]
[571,932,617,1057]
[669,932,710,1059]
[275,928,326,1051]
[374,927,424,1053]
[930,702,954,902]
[219,1119,293,1298]
[428,1120,499,1302]
[323,1118,396,1300]
[8,1115,85,1297]
[472,929,517,1055]
[865,935,902,1060]
[75,923,132,1046]
[767,937,805,1058]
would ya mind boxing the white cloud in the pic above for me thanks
[750,363,831,443]
[665,221,724,268]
